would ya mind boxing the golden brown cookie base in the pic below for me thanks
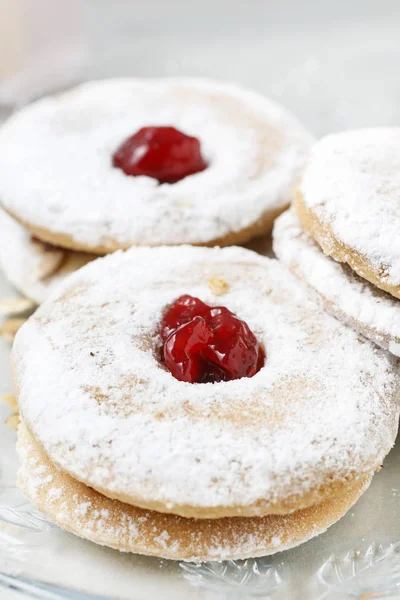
[294,188,400,300]
[17,424,371,562]
[3,203,286,255]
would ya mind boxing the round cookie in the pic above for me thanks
[17,424,372,562]
[0,210,94,304]
[0,78,312,253]
[12,246,399,519]
[295,128,400,299]
[273,210,400,357]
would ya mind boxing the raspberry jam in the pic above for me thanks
[112,126,207,183]
[160,295,265,384]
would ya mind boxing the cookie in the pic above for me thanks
[295,128,400,299]
[0,78,312,253]
[273,210,400,357]
[12,246,399,519]
[17,423,372,562]
[0,210,94,304]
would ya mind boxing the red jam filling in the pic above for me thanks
[112,126,207,183]
[160,295,265,384]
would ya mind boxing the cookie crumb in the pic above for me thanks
[208,277,229,296]
[1,394,18,411]
[5,412,20,431]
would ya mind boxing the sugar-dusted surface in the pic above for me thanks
[300,128,400,286]
[12,246,400,517]
[17,424,372,561]
[0,210,94,304]
[273,210,400,356]
[2,3,400,595]
[0,78,312,250]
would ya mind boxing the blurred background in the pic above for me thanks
[1,0,400,135]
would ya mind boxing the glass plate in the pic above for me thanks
[1,1,400,597]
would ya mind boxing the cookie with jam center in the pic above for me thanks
[0,78,312,253]
[12,246,400,519]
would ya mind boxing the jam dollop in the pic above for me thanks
[112,126,207,183]
[160,295,265,384]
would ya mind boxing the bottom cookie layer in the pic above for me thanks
[17,424,371,562]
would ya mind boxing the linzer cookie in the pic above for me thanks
[294,128,400,299]
[12,246,399,556]
[0,78,312,253]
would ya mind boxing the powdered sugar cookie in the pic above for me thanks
[0,78,312,253]
[0,210,94,304]
[12,246,399,519]
[17,424,372,561]
[273,210,400,357]
[295,128,400,299]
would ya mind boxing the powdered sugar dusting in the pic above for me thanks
[300,128,400,286]
[273,210,400,356]
[0,209,93,303]
[0,78,312,249]
[13,246,399,516]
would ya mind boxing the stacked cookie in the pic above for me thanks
[0,77,311,304]
[273,129,400,358]
[13,246,399,561]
